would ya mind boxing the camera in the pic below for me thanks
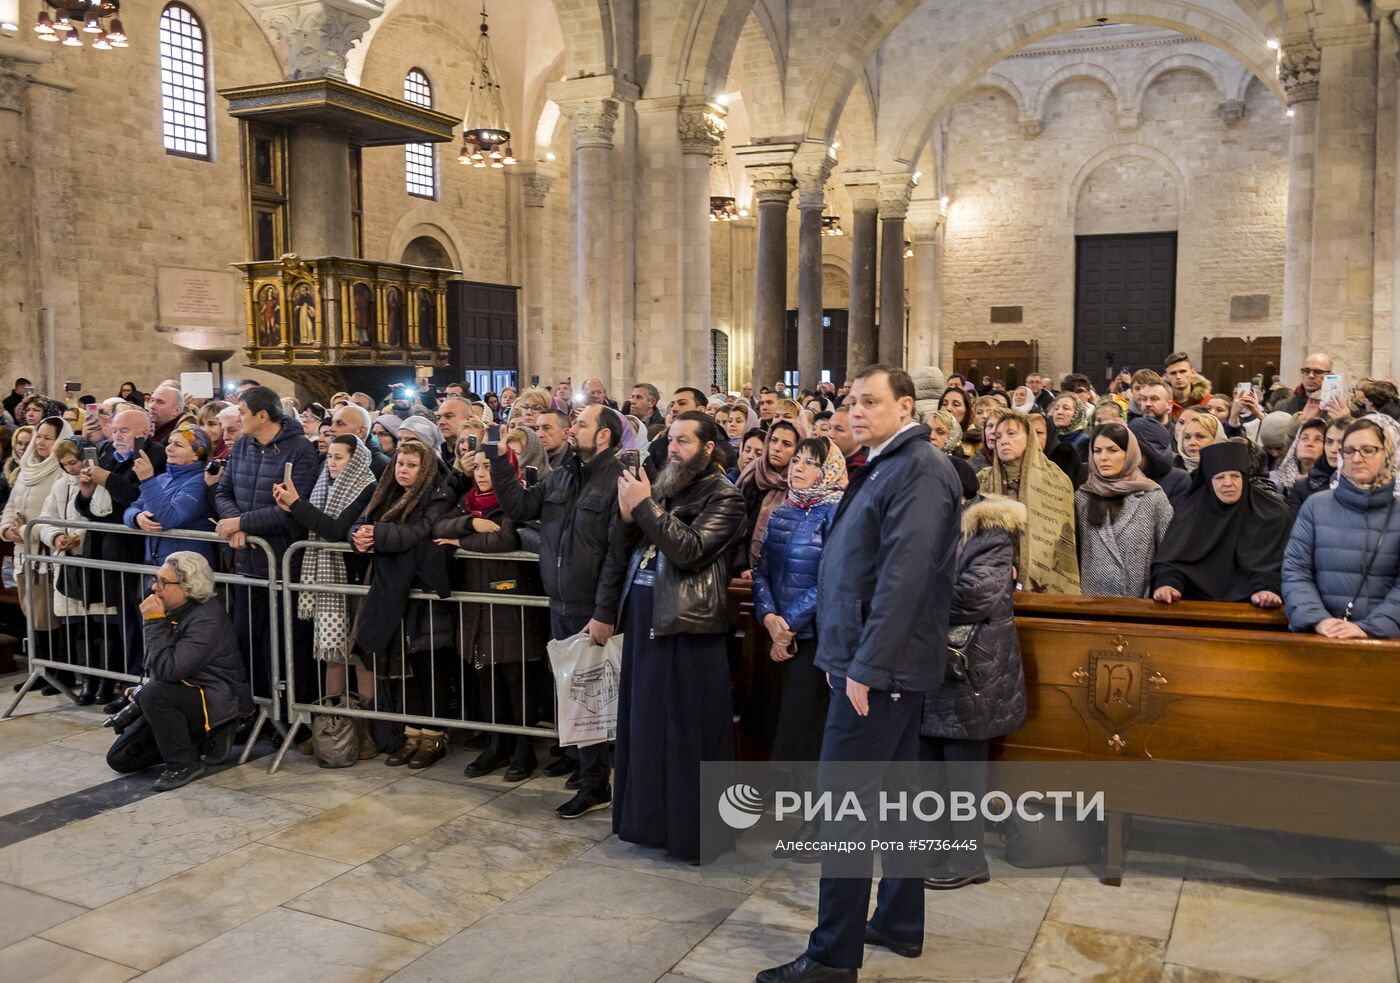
[103,689,143,732]
[205,460,224,476]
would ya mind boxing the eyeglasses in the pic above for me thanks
[1341,446,1383,459]
[1300,368,1329,376]
[153,576,182,589]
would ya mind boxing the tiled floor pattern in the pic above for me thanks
[2,676,1398,983]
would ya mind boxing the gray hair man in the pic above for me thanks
[106,552,253,791]
[330,403,388,476]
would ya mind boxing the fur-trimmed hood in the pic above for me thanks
[961,494,1027,541]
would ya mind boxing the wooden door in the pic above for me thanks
[1075,233,1177,380]
[443,281,519,391]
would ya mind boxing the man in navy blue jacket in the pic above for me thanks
[214,386,319,707]
[759,364,962,983]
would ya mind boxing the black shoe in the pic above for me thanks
[94,680,116,706]
[504,746,537,783]
[102,696,127,715]
[202,724,235,766]
[461,730,489,751]
[463,746,511,777]
[864,922,922,958]
[152,762,206,792]
[542,755,575,778]
[76,677,100,706]
[40,684,60,696]
[755,954,856,982]
[564,769,582,790]
[923,867,990,891]
[555,789,611,819]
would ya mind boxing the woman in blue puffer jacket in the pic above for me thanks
[1283,416,1400,639]
[752,436,846,764]
[124,426,216,566]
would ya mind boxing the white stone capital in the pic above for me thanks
[550,76,638,152]
[734,143,798,205]
[248,0,383,81]
[677,107,725,156]
[513,163,558,207]
[1278,36,1321,106]
[878,174,915,220]
[841,169,881,211]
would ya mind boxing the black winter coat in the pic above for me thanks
[920,496,1028,741]
[486,444,633,624]
[141,598,254,728]
[76,440,167,599]
[350,477,456,657]
[432,503,548,664]
[620,468,746,636]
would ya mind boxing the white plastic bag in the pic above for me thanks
[547,633,622,748]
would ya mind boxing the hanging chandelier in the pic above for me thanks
[708,141,745,222]
[820,186,843,237]
[29,0,127,48]
[457,3,514,169]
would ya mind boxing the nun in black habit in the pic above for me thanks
[1150,440,1293,607]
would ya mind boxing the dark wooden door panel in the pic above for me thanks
[1075,233,1177,380]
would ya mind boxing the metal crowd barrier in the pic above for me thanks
[3,517,283,765]
[271,540,556,774]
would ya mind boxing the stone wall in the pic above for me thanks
[938,38,1288,385]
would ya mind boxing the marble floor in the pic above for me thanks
[2,676,1399,983]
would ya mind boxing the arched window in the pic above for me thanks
[403,69,437,199]
[158,4,211,160]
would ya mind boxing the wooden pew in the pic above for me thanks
[728,586,1400,879]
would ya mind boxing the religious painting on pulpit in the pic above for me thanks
[351,282,374,345]
[384,286,404,347]
[292,282,317,345]
[256,284,282,346]
[417,288,436,349]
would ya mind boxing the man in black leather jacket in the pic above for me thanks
[486,403,636,818]
[613,411,745,862]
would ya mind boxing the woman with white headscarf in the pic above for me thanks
[1,416,75,659]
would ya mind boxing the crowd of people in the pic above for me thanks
[3,353,1399,979]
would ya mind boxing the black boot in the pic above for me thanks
[504,741,538,783]
[463,737,511,777]
[94,679,116,707]
[76,676,100,706]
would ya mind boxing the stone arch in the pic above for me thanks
[656,0,758,99]
[549,0,616,78]
[1030,63,1126,121]
[525,51,568,161]
[386,215,466,272]
[1066,143,1186,228]
[730,7,786,138]
[822,261,852,310]
[1130,52,1231,119]
[971,73,1030,120]
[833,71,879,172]
[793,0,1283,171]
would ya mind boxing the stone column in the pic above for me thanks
[877,176,913,367]
[907,199,944,369]
[844,176,879,380]
[793,147,833,391]
[515,164,555,386]
[552,87,621,382]
[0,56,40,382]
[677,106,725,386]
[736,145,797,395]
[1306,24,1378,378]
[288,125,354,256]
[1278,38,1320,382]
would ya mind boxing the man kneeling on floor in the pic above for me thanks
[106,551,252,791]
